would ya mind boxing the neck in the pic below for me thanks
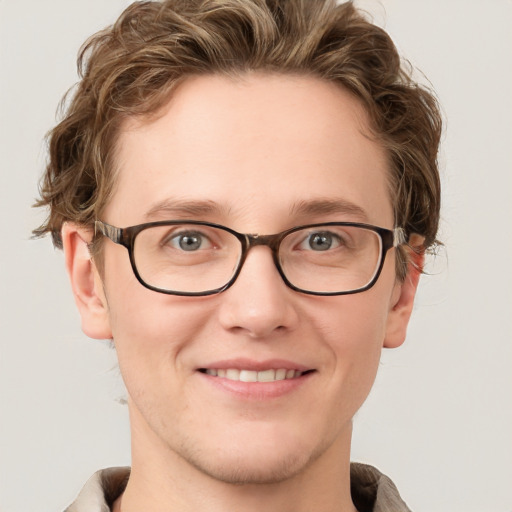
[115,407,358,512]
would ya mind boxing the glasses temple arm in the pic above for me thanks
[94,220,123,243]
[393,227,407,247]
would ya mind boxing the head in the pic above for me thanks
[35,0,441,274]
[35,0,442,488]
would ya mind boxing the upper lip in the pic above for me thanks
[198,358,312,372]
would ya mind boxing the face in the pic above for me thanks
[67,73,418,484]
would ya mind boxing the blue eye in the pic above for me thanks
[304,231,341,251]
[168,231,212,251]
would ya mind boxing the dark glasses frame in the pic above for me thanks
[95,219,406,297]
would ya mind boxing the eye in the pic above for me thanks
[301,231,342,251]
[166,231,213,251]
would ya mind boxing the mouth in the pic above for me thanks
[198,368,315,383]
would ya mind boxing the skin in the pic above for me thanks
[62,73,422,512]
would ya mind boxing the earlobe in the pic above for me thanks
[383,234,425,348]
[61,223,112,340]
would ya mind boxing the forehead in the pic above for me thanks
[107,73,392,229]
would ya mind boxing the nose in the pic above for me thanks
[217,246,300,339]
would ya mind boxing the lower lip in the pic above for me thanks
[197,371,315,400]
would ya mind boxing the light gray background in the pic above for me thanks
[1,1,511,511]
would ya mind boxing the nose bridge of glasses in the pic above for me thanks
[231,234,285,290]
[235,233,283,273]
[245,233,282,253]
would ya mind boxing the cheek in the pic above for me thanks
[311,293,391,400]
[103,274,214,399]
[109,293,208,352]
[312,290,391,351]
[102,245,205,357]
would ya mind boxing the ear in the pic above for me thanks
[383,234,425,348]
[61,223,113,340]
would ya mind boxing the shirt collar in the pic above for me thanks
[65,463,411,512]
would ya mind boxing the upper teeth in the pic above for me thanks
[204,368,303,382]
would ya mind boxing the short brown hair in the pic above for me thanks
[34,0,442,277]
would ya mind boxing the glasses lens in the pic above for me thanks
[133,224,242,293]
[279,225,383,293]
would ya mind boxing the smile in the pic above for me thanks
[199,368,311,382]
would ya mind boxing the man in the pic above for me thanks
[35,0,441,510]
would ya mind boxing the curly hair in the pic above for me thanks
[34,0,442,278]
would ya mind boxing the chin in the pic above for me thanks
[175,428,330,486]
[186,449,316,485]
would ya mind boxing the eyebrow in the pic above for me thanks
[290,198,369,221]
[144,197,368,223]
[144,199,231,220]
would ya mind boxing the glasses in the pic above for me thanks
[95,220,405,296]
